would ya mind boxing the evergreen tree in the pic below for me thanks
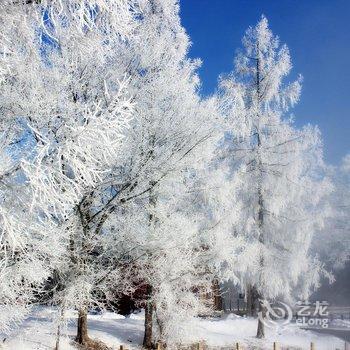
[217,16,332,338]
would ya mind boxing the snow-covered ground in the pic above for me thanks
[1,307,347,350]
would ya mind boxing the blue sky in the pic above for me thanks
[180,0,350,165]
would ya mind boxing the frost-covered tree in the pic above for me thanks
[2,0,136,37]
[113,173,217,347]
[0,0,136,345]
[0,1,61,333]
[0,133,62,333]
[83,0,218,346]
[2,0,216,346]
[75,0,222,346]
[4,0,216,346]
[217,16,332,338]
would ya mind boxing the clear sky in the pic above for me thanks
[180,0,350,165]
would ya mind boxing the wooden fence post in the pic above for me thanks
[120,346,124,350]
[235,343,240,350]
[310,342,315,350]
[273,342,278,350]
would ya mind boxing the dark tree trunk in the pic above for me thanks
[246,284,258,317]
[246,285,253,316]
[76,308,89,345]
[143,139,156,349]
[55,323,61,350]
[143,285,153,349]
[212,279,223,311]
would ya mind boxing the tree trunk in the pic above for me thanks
[155,309,165,346]
[246,284,258,317]
[55,305,65,350]
[256,297,266,338]
[212,278,223,311]
[76,308,89,345]
[143,285,153,349]
[55,323,61,350]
